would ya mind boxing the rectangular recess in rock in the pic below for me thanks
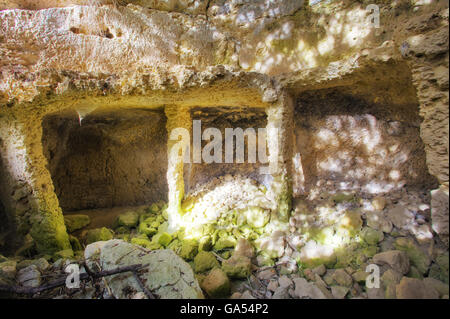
[292,88,439,197]
[185,106,268,194]
[42,108,168,212]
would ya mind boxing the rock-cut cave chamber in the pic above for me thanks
[0,75,442,255]
[0,64,448,299]
[0,0,448,300]
[38,89,437,228]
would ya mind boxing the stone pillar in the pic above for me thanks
[265,91,295,222]
[0,112,71,254]
[165,105,192,232]
[409,60,449,246]
[404,26,449,246]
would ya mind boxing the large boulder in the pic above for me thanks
[332,269,353,287]
[388,206,415,230]
[381,269,403,299]
[423,277,449,297]
[0,260,16,280]
[234,238,255,259]
[178,239,198,261]
[372,197,387,211]
[331,286,349,299]
[366,211,393,233]
[338,210,363,231]
[361,227,384,245]
[17,264,41,288]
[429,253,449,284]
[87,240,203,299]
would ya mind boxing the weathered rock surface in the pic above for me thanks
[423,277,449,297]
[332,269,353,287]
[366,211,393,234]
[200,268,230,298]
[85,227,114,244]
[0,1,447,303]
[396,277,439,299]
[394,237,431,275]
[194,251,219,273]
[331,286,349,299]
[373,251,410,275]
[16,264,41,288]
[222,255,252,279]
[431,184,449,246]
[114,211,139,228]
[388,206,416,230]
[293,278,328,299]
[0,260,17,280]
[87,239,204,299]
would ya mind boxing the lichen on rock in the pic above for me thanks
[93,239,204,299]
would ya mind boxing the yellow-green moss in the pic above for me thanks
[30,209,71,255]
[222,255,251,279]
[69,235,82,251]
[194,251,220,273]
[179,239,198,260]
[157,232,173,247]
[85,227,114,245]
[114,211,139,228]
[131,236,160,250]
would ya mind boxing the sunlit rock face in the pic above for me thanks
[0,0,448,300]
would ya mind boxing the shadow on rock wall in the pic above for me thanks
[292,88,439,198]
[42,108,168,211]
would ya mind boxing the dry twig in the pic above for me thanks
[0,263,148,295]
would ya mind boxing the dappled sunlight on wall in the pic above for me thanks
[227,1,379,75]
[292,89,437,197]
